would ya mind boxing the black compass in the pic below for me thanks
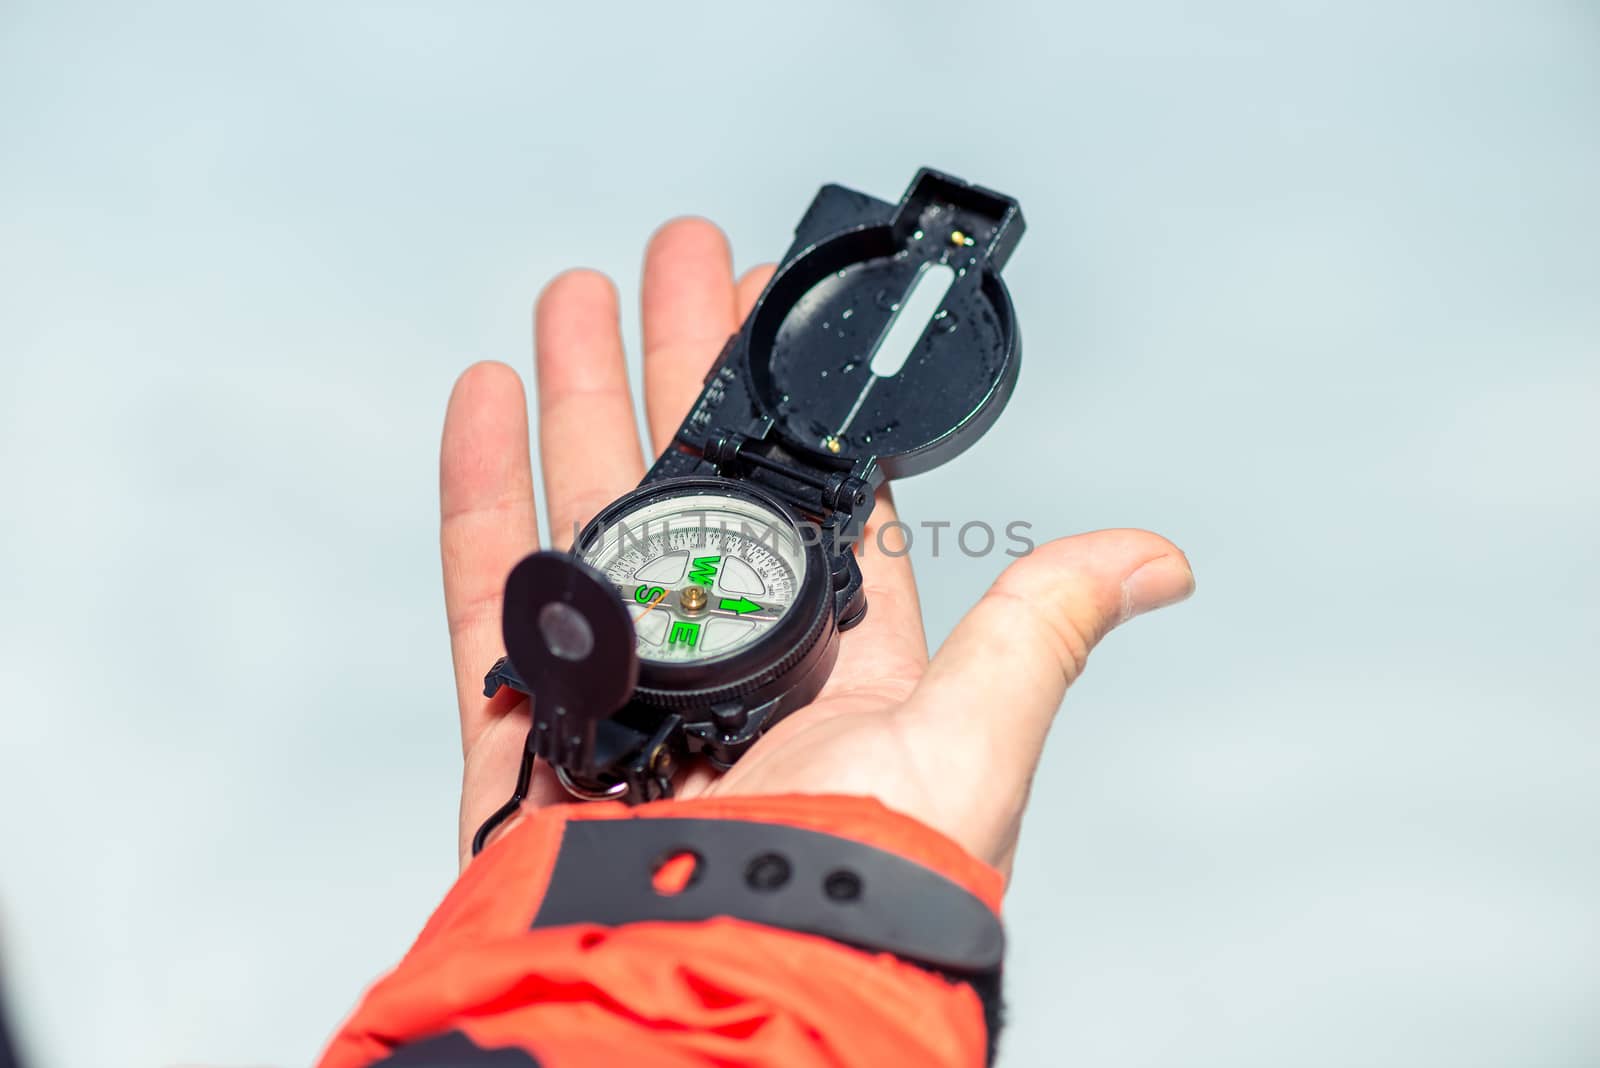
[472,168,1025,850]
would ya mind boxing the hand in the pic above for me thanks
[440,219,1194,875]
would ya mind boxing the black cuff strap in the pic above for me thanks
[530,816,1005,975]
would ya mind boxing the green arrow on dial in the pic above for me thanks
[718,596,764,616]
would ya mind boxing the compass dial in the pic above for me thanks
[577,491,808,664]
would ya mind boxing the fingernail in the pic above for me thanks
[1121,554,1195,622]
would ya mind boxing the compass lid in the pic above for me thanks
[742,169,1025,480]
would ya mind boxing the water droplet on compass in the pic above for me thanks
[874,288,899,311]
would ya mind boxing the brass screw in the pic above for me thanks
[950,229,973,247]
[822,435,843,454]
[680,585,708,613]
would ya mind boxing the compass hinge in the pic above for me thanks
[702,431,873,528]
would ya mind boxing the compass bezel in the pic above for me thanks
[574,476,835,712]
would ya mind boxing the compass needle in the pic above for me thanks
[717,596,764,616]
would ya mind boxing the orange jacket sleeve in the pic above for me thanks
[318,794,1004,1068]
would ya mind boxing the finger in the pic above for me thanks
[642,218,740,453]
[440,361,541,753]
[736,263,775,319]
[535,269,646,548]
[822,485,930,701]
[902,529,1194,838]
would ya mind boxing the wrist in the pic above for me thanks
[325,794,1007,1068]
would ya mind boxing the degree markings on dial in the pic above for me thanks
[608,529,795,605]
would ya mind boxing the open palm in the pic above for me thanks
[441,219,1193,875]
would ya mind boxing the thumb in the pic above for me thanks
[898,529,1193,864]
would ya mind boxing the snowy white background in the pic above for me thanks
[2,2,1597,1065]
